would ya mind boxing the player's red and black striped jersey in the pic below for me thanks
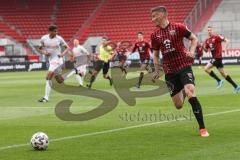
[196,44,203,56]
[132,40,150,61]
[151,22,193,75]
[205,34,224,59]
[115,47,127,61]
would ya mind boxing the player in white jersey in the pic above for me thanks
[67,39,90,86]
[38,25,70,102]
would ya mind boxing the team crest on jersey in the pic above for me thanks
[170,30,175,35]
[163,39,171,49]
[212,38,215,42]
[187,73,193,78]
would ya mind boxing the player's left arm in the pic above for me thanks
[59,37,71,57]
[59,44,71,58]
[187,33,198,58]
[222,37,230,53]
[202,42,208,52]
[147,42,152,53]
[179,24,198,58]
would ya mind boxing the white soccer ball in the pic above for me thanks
[30,132,49,150]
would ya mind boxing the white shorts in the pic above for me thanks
[48,58,64,74]
[75,64,87,76]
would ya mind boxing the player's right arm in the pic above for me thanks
[152,49,162,80]
[38,37,50,56]
[202,41,209,52]
[151,32,163,80]
[222,37,229,53]
[130,43,137,55]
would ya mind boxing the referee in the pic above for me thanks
[87,36,113,89]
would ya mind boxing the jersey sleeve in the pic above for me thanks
[216,35,225,42]
[151,33,160,50]
[178,23,192,39]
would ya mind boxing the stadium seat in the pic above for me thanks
[0,0,196,45]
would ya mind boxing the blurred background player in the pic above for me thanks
[132,32,152,88]
[67,39,90,86]
[86,36,113,89]
[38,25,70,102]
[195,42,203,68]
[151,6,209,137]
[114,42,128,75]
[203,26,240,92]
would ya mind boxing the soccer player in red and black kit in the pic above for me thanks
[132,32,152,88]
[195,42,203,67]
[203,26,240,92]
[115,43,128,75]
[151,6,209,137]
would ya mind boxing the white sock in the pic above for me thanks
[76,74,83,86]
[64,70,75,80]
[44,80,52,100]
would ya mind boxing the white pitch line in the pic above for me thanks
[0,108,240,151]
[0,106,94,109]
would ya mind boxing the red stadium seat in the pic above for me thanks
[0,0,196,45]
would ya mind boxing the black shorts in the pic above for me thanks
[195,54,202,59]
[94,60,110,75]
[102,62,110,75]
[165,66,195,97]
[210,58,223,69]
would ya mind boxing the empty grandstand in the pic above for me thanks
[1,0,239,67]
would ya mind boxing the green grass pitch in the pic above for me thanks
[0,66,240,160]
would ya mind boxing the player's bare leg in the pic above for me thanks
[171,90,186,109]
[171,84,209,137]
[55,74,64,84]
[63,69,84,87]
[185,84,209,137]
[145,63,153,73]
[136,63,147,88]
[102,62,113,86]
[198,57,202,68]
[204,62,222,89]
[204,62,214,74]
[218,67,240,92]
[103,73,113,86]
[87,70,99,89]
[119,61,127,75]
